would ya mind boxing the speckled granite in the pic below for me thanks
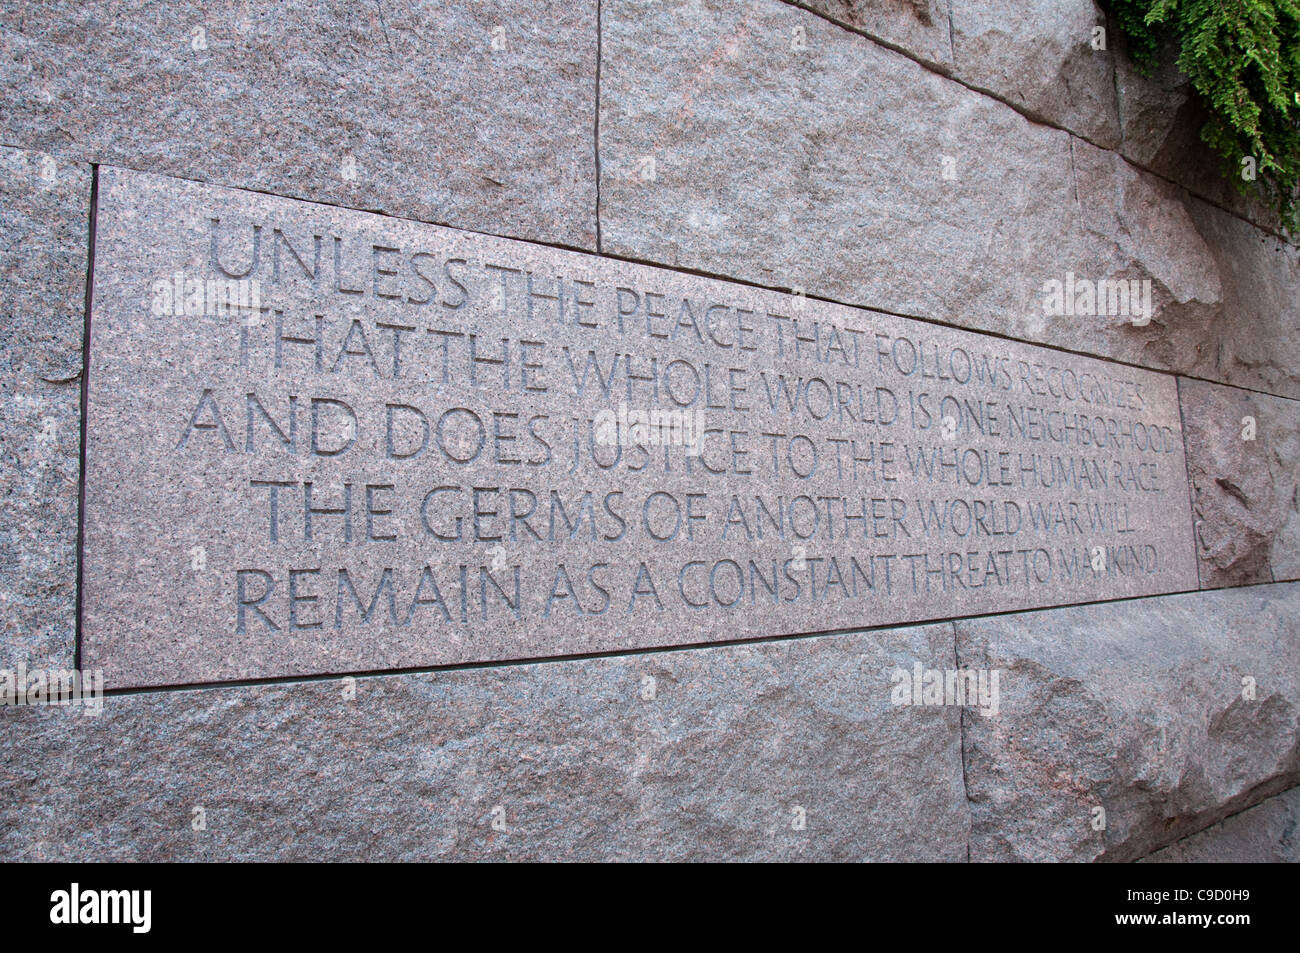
[1,623,967,861]
[960,582,1300,862]
[1179,379,1300,587]
[0,0,597,248]
[82,166,1196,687]
[1141,785,1300,863]
[0,146,89,671]
[598,0,1263,392]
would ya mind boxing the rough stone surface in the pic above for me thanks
[1178,378,1300,587]
[601,0,1073,333]
[0,146,88,671]
[0,624,967,861]
[797,0,952,69]
[1065,140,1222,379]
[1112,33,1192,172]
[1141,785,1300,863]
[1113,36,1281,236]
[1185,200,1300,402]
[949,0,1119,149]
[0,0,597,248]
[959,582,1300,862]
[599,0,1252,387]
[83,166,1198,688]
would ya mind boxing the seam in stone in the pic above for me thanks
[1068,136,1081,210]
[73,163,98,674]
[784,0,951,75]
[585,245,1300,406]
[945,4,955,67]
[595,0,603,253]
[1174,377,1205,590]
[1129,780,1300,862]
[950,619,973,863]
[371,0,395,59]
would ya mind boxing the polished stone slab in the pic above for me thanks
[82,166,1199,687]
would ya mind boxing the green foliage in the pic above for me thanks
[1104,0,1300,233]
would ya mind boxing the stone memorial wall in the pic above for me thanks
[2,0,1298,862]
[85,169,1197,686]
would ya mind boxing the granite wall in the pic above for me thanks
[1,0,1297,861]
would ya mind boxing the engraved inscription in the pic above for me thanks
[81,168,1200,686]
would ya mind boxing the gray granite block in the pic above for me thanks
[959,582,1300,862]
[949,0,1119,149]
[1141,785,1300,863]
[1185,201,1300,402]
[599,0,1272,392]
[0,146,89,671]
[0,0,598,248]
[1179,378,1300,588]
[1,623,967,861]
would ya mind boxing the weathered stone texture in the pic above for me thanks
[0,146,88,670]
[801,3,1284,240]
[949,0,1119,149]
[602,0,1073,337]
[797,0,953,69]
[1178,378,1300,587]
[599,0,1278,390]
[959,582,1300,862]
[1,0,1296,867]
[0,0,597,248]
[1065,140,1222,378]
[1,625,967,861]
[1184,201,1300,402]
[1111,33,1191,172]
[1141,785,1300,863]
[1113,36,1282,236]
